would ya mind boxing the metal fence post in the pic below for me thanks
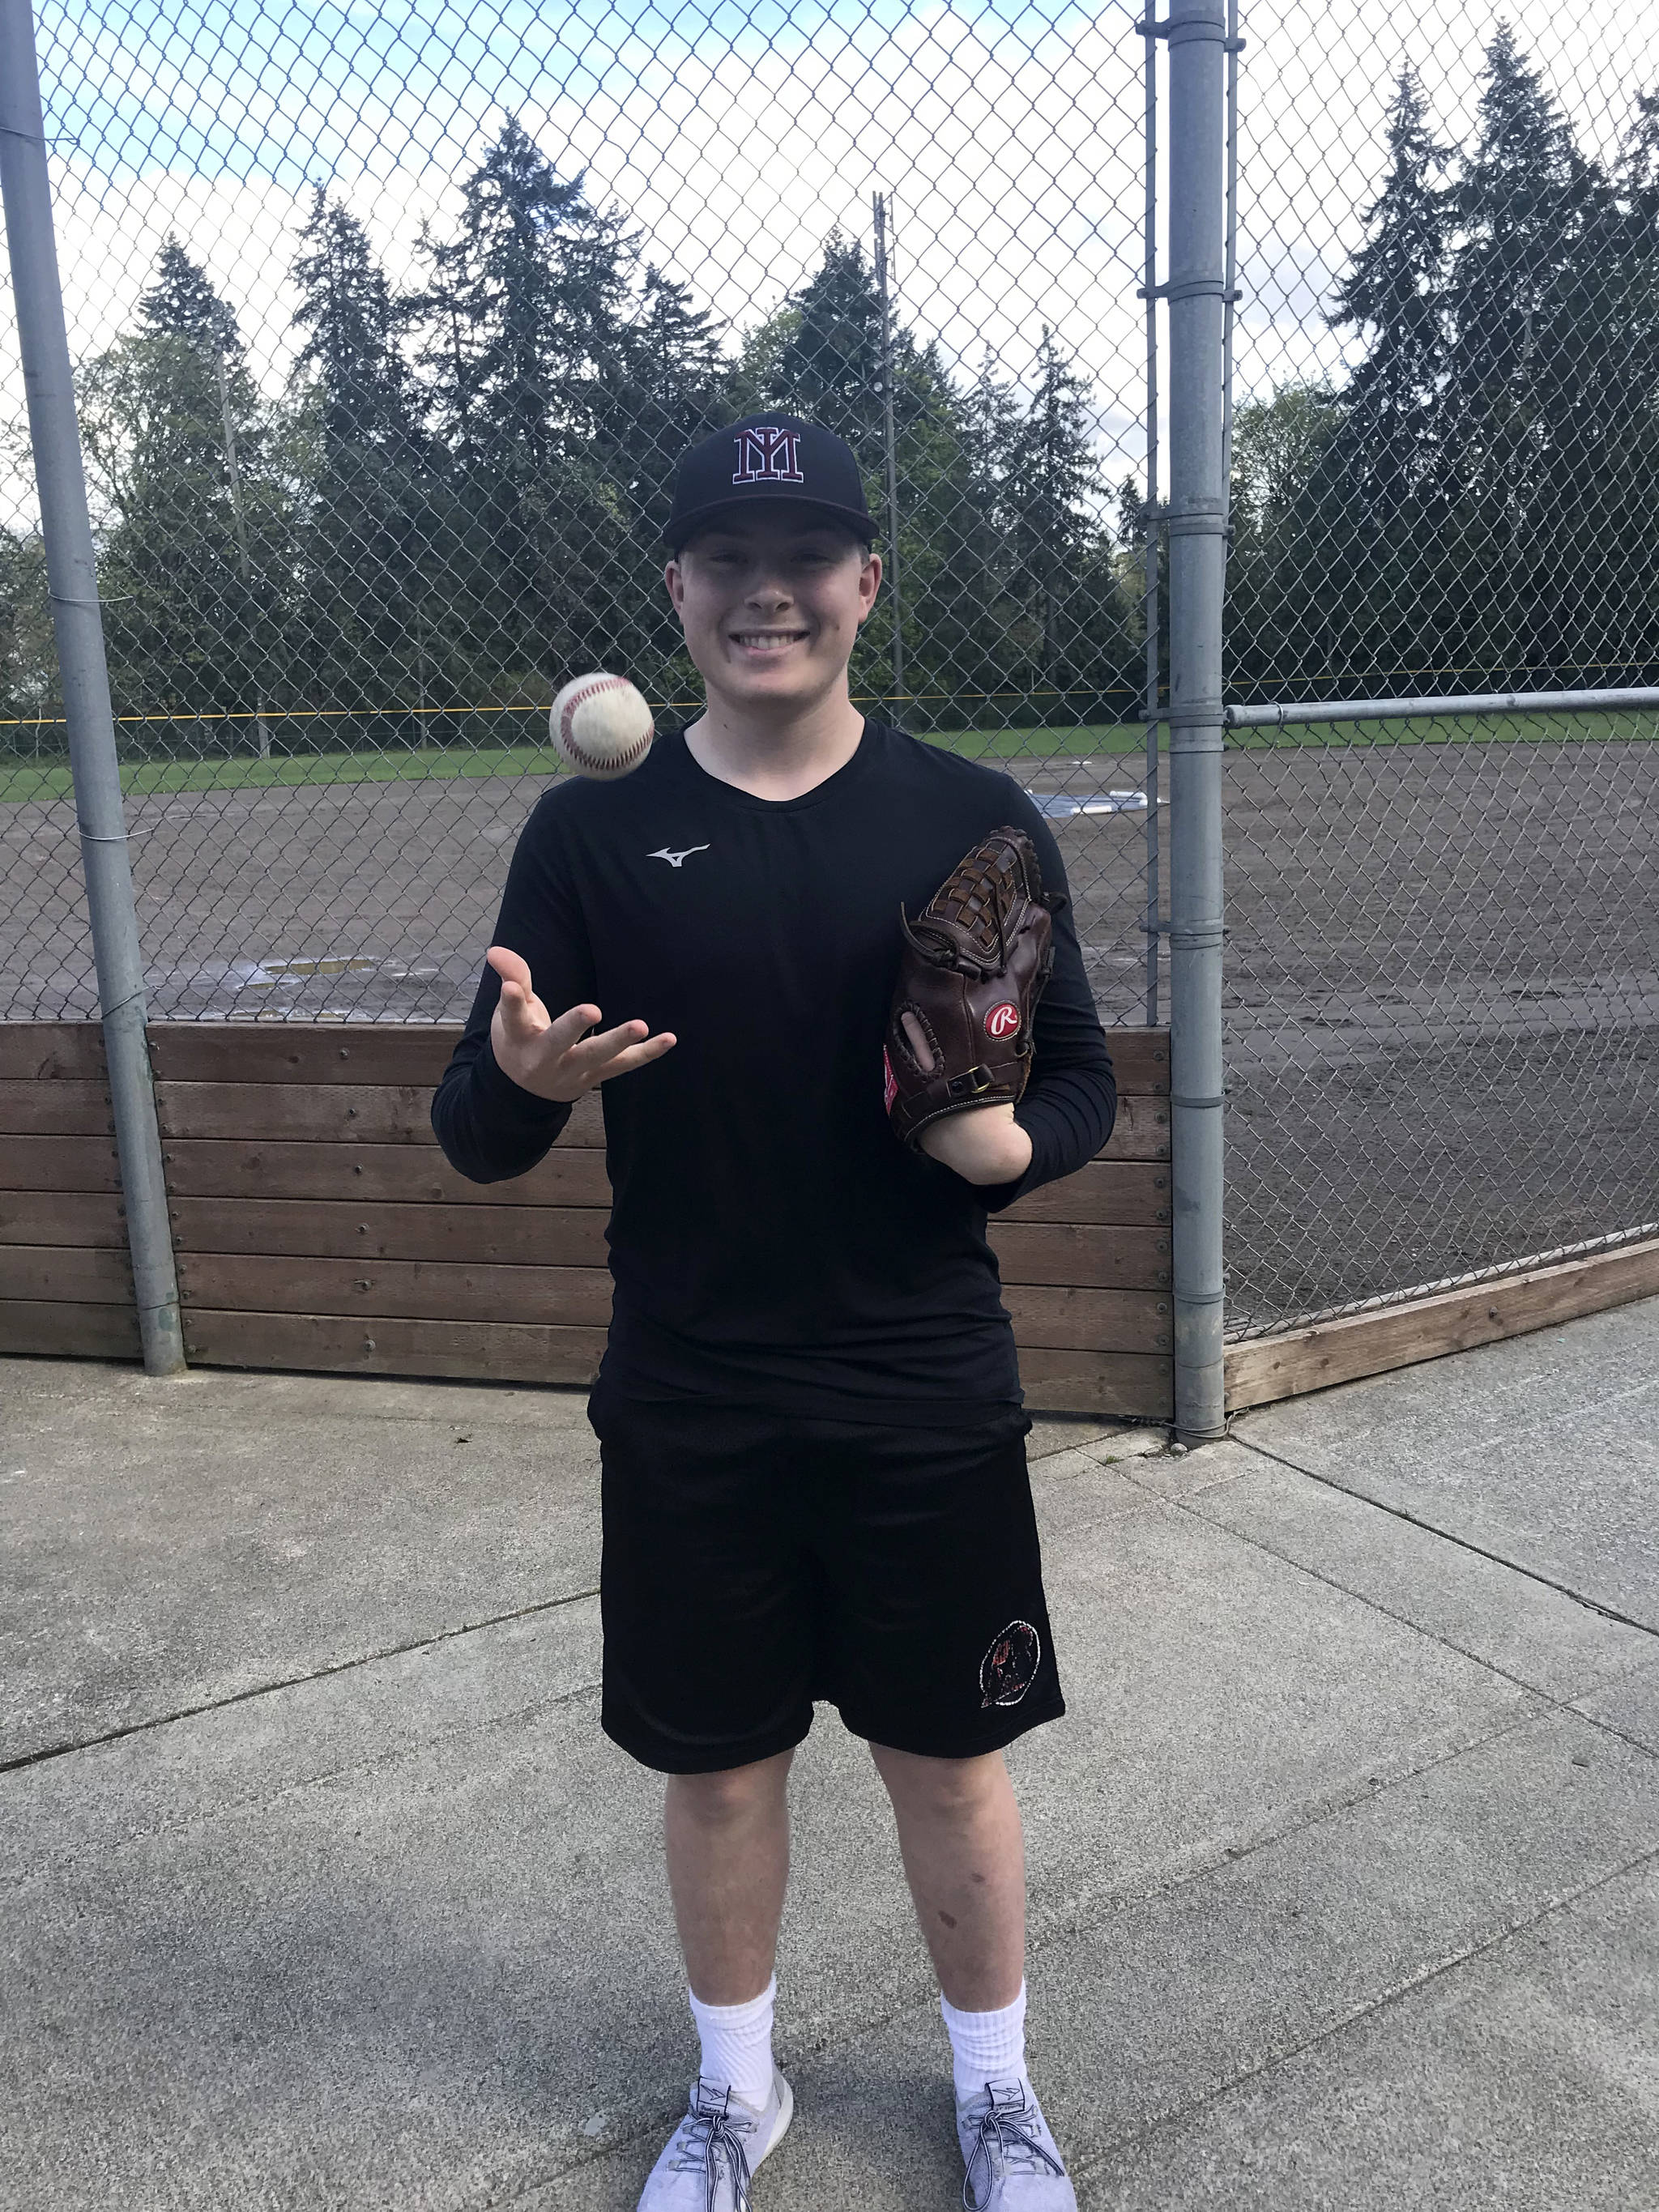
[0,0,186,1375]
[1164,0,1228,1439]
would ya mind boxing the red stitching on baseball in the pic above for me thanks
[557,675,651,774]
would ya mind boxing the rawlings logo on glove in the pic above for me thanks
[884,825,1058,1149]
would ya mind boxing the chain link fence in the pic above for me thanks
[1221,0,1659,1334]
[3,0,1657,1340]
[0,0,1163,1031]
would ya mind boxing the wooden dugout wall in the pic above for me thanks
[0,1021,1175,1418]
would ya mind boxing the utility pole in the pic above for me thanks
[873,191,904,718]
[216,348,271,760]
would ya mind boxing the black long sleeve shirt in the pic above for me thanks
[432,719,1116,1418]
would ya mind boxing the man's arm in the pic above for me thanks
[936,795,1117,1208]
[431,795,675,1184]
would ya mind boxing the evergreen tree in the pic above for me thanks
[0,523,56,744]
[138,236,243,357]
[1440,26,1601,684]
[1000,330,1123,705]
[83,242,289,735]
[290,191,433,731]
[1329,70,1452,525]
[761,232,988,721]
[1286,70,1458,696]
[415,117,640,693]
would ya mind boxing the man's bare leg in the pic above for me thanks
[868,1743,1025,2009]
[663,1748,795,2001]
[641,1751,796,2208]
[872,1743,1075,2204]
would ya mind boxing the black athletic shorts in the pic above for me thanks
[589,1386,1065,1774]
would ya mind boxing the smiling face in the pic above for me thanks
[666,503,881,720]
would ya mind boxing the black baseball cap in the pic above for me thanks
[666,413,877,551]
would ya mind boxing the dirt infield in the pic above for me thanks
[4,738,1655,1332]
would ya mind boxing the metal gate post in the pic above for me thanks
[1164,0,1228,1439]
[0,0,186,1374]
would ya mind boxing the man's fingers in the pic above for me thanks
[586,1032,677,1080]
[487,944,533,991]
[566,1016,649,1062]
[541,1001,604,1053]
[568,1024,677,1079]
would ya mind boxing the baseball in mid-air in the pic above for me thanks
[551,671,655,780]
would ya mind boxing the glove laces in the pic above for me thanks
[962,2080,1067,2211]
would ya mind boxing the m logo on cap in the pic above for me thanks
[732,426,804,487]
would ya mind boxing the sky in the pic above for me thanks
[2,0,1657,530]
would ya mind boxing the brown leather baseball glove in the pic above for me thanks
[883,825,1059,1149]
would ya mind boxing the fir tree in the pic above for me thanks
[414,117,639,688]
[1444,27,1606,683]
[84,242,288,729]
[1329,70,1452,523]
[138,237,242,357]
[1003,330,1109,693]
[289,192,433,726]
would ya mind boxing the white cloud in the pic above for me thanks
[3,0,1655,528]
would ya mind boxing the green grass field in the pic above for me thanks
[1,708,1652,804]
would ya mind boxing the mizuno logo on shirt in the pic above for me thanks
[649,845,710,867]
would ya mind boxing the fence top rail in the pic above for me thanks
[1225,688,1659,730]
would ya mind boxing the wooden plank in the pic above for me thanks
[0,1243,134,1304]
[149,1021,1173,1099]
[0,1191,126,1248]
[153,1078,604,1147]
[156,1080,440,1144]
[0,1297,142,1359]
[1103,1028,1169,1095]
[174,1251,614,1328]
[991,1221,1170,1291]
[182,1308,608,1386]
[1017,1348,1172,1420]
[148,1021,459,1088]
[0,1078,113,1136]
[1225,1238,1659,1413]
[1006,1285,1172,1354]
[0,1136,122,1194]
[0,1023,109,1081]
[168,1196,608,1266]
[1098,1092,1169,1161]
[160,1139,612,1208]
[1000,1161,1171,1227]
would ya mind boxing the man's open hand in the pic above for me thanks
[487,945,676,1103]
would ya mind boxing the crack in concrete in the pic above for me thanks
[1070,1839,1659,2187]
[0,1583,601,1779]
[1224,1431,1659,1639]
[1139,1441,1659,1764]
[478,1720,1659,2212]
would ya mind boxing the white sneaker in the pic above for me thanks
[637,2070,793,2212]
[956,2078,1077,2211]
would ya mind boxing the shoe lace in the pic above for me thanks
[665,2078,759,2212]
[962,2080,1066,2211]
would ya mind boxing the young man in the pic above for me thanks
[432,413,1115,2210]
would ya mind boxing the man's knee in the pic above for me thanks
[667,1749,793,1825]
[870,1741,1007,1818]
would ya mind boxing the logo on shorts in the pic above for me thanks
[983,1001,1021,1040]
[979,1619,1042,1708]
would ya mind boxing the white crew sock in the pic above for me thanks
[688,1976,777,2108]
[940,1980,1029,2105]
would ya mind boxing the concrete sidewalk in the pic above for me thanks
[2,1304,1656,2210]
